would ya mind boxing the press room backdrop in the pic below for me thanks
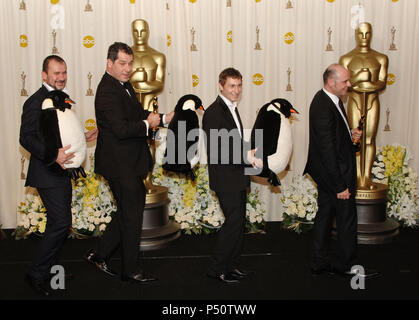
[1,0,418,228]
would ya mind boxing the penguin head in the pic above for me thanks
[44,90,75,111]
[270,98,298,118]
[175,94,204,112]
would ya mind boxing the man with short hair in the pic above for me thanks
[203,67,262,284]
[304,64,363,276]
[20,55,97,296]
[85,42,173,283]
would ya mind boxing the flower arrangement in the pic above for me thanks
[152,135,266,234]
[15,134,266,238]
[280,174,318,234]
[15,190,47,239]
[70,170,116,237]
[14,171,116,240]
[372,144,419,227]
[246,188,266,233]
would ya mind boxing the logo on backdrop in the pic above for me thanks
[387,73,396,86]
[19,35,28,48]
[192,74,200,87]
[83,35,95,48]
[284,32,295,45]
[252,73,264,86]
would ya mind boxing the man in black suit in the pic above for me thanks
[304,64,365,276]
[203,68,262,284]
[20,55,98,296]
[84,42,173,283]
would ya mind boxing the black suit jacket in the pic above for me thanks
[94,72,154,179]
[20,85,69,188]
[203,96,250,192]
[304,89,357,194]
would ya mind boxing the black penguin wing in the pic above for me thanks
[251,105,282,178]
[163,110,199,174]
[38,109,62,166]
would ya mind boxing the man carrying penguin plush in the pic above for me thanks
[19,55,98,296]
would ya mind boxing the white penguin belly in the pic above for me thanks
[56,109,86,168]
[267,115,292,174]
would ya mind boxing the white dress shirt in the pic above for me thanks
[219,94,242,138]
[322,88,352,137]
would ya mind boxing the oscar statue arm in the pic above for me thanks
[132,53,166,94]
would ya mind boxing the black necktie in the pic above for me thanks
[123,82,131,96]
[338,98,348,122]
[234,107,243,136]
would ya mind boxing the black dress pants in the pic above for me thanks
[207,190,247,276]
[311,187,358,271]
[96,176,146,276]
[28,180,72,280]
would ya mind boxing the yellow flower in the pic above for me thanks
[38,221,46,233]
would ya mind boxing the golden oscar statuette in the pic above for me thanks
[86,72,94,96]
[19,0,26,10]
[286,67,292,91]
[190,27,198,51]
[339,22,398,244]
[130,19,179,250]
[384,108,391,131]
[286,0,293,9]
[326,27,333,51]
[227,0,232,7]
[255,26,262,50]
[389,26,397,51]
[84,0,93,12]
[20,71,28,96]
[51,30,58,54]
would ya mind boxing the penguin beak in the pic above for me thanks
[290,107,299,114]
[199,105,204,111]
[65,98,76,105]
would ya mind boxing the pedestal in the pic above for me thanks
[140,185,181,251]
[332,183,399,244]
[355,183,399,244]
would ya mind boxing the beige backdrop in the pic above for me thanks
[1,0,418,228]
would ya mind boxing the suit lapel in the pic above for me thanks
[217,96,240,131]
[320,90,352,141]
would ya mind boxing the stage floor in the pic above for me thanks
[1,222,419,301]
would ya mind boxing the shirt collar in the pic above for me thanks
[43,82,68,94]
[219,94,237,110]
[322,87,340,106]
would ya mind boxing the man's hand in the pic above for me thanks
[337,188,351,200]
[85,128,98,142]
[165,111,174,124]
[56,145,75,169]
[147,112,161,129]
[351,128,362,144]
[247,149,263,169]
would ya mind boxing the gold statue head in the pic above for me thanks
[132,19,150,47]
[355,22,372,49]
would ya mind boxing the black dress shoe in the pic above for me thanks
[24,275,52,297]
[121,272,158,283]
[207,272,240,284]
[84,249,116,276]
[231,268,254,279]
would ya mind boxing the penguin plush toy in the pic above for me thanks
[39,90,87,180]
[251,98,298,186]
[163,94,204,180]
